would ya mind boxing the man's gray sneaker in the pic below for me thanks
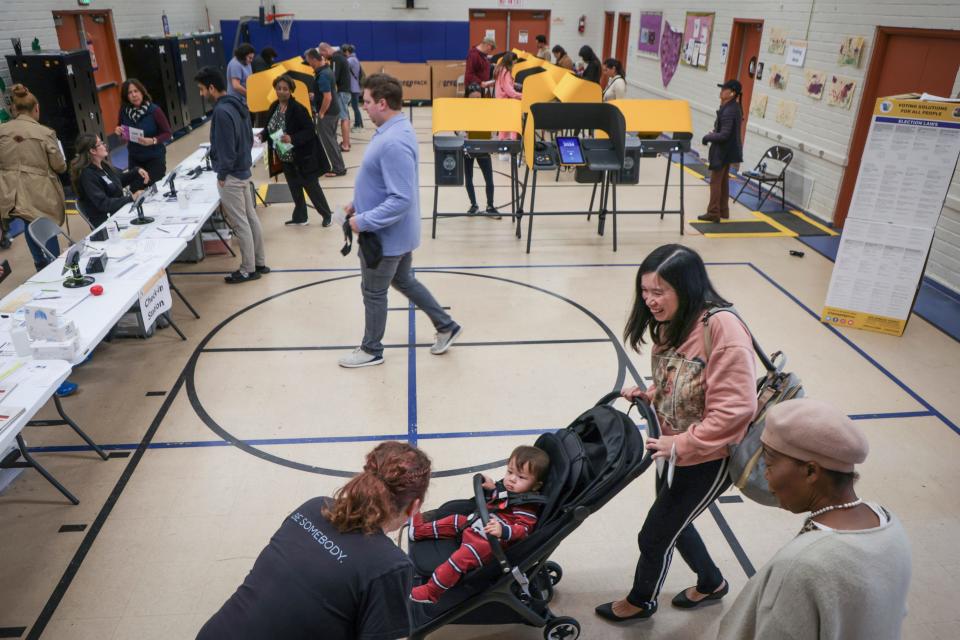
[338,348,384,368]
[430,324,463,355]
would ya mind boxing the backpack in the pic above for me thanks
[703,307,804,507]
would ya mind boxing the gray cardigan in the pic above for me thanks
[718,505,911,640]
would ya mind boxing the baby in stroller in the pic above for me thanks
[409,445,550,604]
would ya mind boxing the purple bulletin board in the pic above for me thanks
[637,11,663,56]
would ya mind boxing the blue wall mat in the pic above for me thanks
[446,23,470,59]
[420,23,448,60]
[221,20,470,62]
[370,22,399,61]
[395,22,421,61]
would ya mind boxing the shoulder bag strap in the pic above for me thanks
[702,307,776,373]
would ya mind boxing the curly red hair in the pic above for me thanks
[323,441,431,534]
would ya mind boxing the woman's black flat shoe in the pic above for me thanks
[594,601,657,621]
[671,581,729,609]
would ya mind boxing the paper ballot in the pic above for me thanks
[270,128,293,156]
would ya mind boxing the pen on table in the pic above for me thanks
[157,228,170,234]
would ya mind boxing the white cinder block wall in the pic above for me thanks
[604,0,960,293]
[0,2,210,86]
[3,1,959,292]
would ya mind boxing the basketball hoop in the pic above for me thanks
[267,13,295,41]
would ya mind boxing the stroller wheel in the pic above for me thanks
[544,616,580,640]
[544,561,563,586]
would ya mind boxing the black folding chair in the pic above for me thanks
[733,145,793,208]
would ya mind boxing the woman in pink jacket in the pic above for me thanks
[595,244,758,624]
[494,52,522,141]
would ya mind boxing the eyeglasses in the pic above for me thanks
[95,141,106,148]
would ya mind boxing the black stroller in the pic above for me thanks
[407,391,659,640]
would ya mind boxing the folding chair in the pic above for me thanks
[27,217,75,265]
[733,145,793,208]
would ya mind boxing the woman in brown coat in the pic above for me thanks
[0,84,67,269]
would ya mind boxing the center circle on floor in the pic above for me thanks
[185,270,637,477]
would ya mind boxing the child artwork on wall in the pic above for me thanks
[827,74,857,108]
[768,64,789,90]
[660,21,682,87]
[768,27,787,54]
[680,12,715,69]
[638,11,663,57]
[805,70,825,99]
[776,100,798,128]
[750,94,769,118]
[838,36,866,67]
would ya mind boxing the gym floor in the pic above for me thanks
[0,109,957,640]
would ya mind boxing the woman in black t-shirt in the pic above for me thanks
[198,442,431,640]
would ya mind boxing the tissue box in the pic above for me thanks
[24,304,78,342]
[31,335,80,361]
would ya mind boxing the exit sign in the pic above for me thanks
[77,0,91,6]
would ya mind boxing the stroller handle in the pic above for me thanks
[473,474,512,574]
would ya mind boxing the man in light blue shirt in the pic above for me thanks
[339,74,461,368]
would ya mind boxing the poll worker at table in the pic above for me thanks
[113,79,172,188]
[0,84,67,263]
[198,441,431,640]
[258,74,333,227]
[339,74,462,368]
[195,66,269,284]
[70,133,147,229]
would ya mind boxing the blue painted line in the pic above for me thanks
[170,261,755,277]
[407,295,418,447]
[746,263,960,436]
[26,410,931,455]
[848,411,934,421]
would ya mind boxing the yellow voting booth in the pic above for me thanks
[246,63,313,115]
[430,98,524,236]
[553,74,602,104]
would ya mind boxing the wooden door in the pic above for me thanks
[726,19,763,141]
[508,10,550,56]
[469,9,508,54]
[834,28,960,226]
[615,13,631,71]
[602,12,615,60]
[53,10,123,138]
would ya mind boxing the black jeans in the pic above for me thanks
[128,154,167,188]
[282,162,332,223]
[627,457,731,608]
[464,154,494,208]
[351,92,363,128]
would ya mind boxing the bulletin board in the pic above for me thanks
[681,12,715,70]
[637,12,663,57]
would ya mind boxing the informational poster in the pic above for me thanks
[822,96,960,335]
[681,12,714,69]
[637,11,663,56]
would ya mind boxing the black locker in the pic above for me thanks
[195,33,226,115]
[119,37,188,133]
[5,50,103,164]
[177,36,205,122]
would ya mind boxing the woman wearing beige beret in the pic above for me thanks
[718,398,912,640]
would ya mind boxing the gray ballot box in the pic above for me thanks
[433,136,465,186]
